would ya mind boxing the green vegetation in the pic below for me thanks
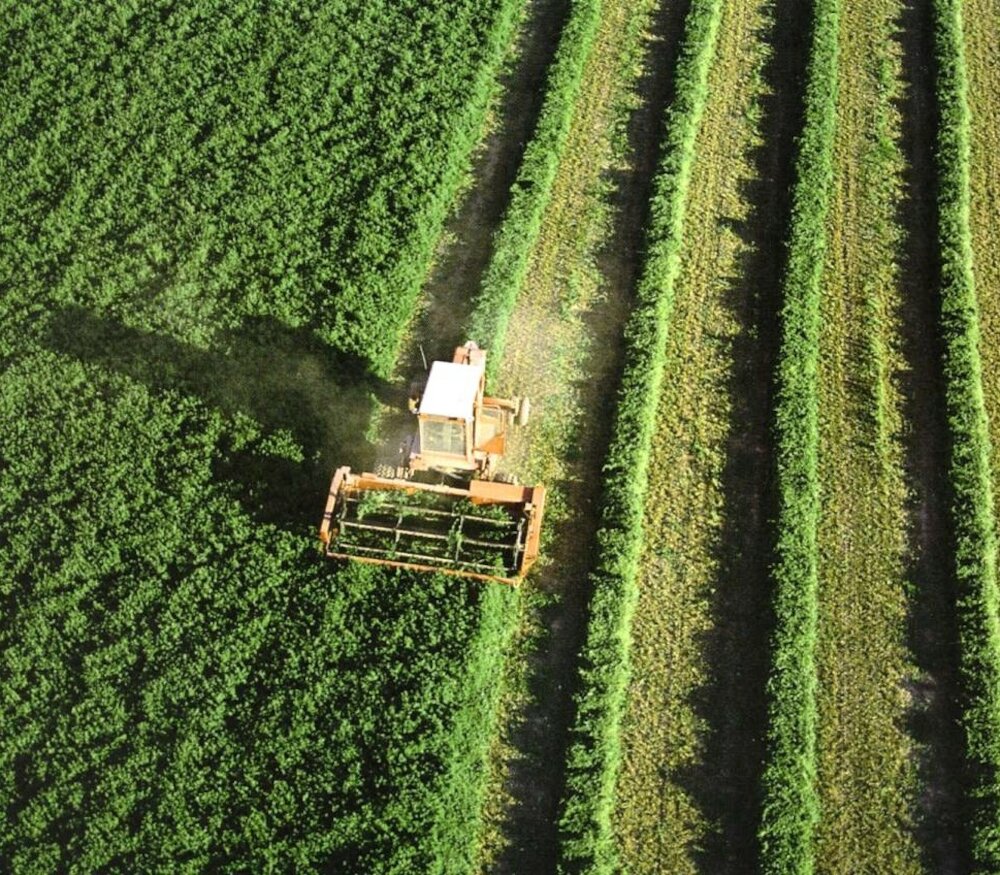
[0,1,526,870]
[555,1,725,870]
[472,0,666,865]
[933,0,1000,867]
[610,0,777,868]
[469,0,603,387]
[757,0,839,869]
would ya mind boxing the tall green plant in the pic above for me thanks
[554,1,724,870]
[931,0,1000,868]
[756,1,840,872]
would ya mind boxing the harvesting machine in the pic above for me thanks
[319,342,546,584]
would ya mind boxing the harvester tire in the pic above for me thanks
[374,462,397,479]
[496,471,520,485]
[516,396,531,427]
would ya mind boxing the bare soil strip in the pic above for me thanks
[610,0,806,870]
[896,0,967,870]
[471,1,691,870]
[810,0,922,869]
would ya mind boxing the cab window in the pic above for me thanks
[422,418,466,455]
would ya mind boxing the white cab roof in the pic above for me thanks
[419,361,482,420]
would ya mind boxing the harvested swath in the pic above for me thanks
[555,0,726,870]
[469,0,604,388]
[473,0,676,866]
[809,0,921,868]
[611,0,784,869]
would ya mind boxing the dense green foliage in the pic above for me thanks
[932,0,1000,867]
[0,354,510,872]
[0,1,527,870]
[0,0,520,377]
[468,0,603,388]
[554,1,724,870]
[756,0,839,871]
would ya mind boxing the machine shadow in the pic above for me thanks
[45,305,399,531]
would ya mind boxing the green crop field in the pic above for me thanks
[4,0,1000,872]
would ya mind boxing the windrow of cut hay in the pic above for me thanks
[808,0,921,867]
[934,0,1000,867]
[554,1,725,870]
[757,0,839,870]
[419,0,608,865]
[610,0,786,868]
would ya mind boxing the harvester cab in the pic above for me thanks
[320,342,545,584]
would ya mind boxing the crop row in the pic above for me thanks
[755,0,839,870]
[610,0,784,866]
[931,0,1000,868]
[807,0,920,864]
[426,0,610,862]
[469,0,671,864]
[553,1,725,870]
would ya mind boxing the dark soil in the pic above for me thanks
[896,0,967,870]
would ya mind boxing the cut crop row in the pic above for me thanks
[933,0,1000,867]
[470,0,677,866]
[469,0,603,388]
[402,0,609,864]
[756,0,839,869]
[610,0,793,868]
[554,1,726,870]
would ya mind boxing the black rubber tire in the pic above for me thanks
[516,396,531,427]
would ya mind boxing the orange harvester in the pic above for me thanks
[320,342,546,584]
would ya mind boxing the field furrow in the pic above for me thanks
[810,0,920,869]
[612,0,802,870]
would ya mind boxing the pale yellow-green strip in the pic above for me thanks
[611,0,771,870]
[812,0,921,871]
[965,0,1000,507]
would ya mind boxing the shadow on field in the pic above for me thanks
[895,0,967,870]
[45,305,398,530]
